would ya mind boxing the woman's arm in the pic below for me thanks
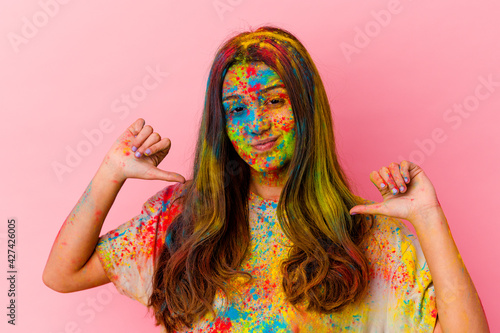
[42,163,124,292]
[350,160,489,332]
[412,206,489,332]
[43,118,185,293]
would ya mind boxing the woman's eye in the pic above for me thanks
[268,98,284,107]
[231,106,245,114]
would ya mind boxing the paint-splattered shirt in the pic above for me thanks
[97,183,437,332]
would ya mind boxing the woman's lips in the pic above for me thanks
[251,137,278,151]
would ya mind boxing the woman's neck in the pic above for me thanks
[249,167,288,201]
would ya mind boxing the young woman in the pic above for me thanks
[43,27,489,332]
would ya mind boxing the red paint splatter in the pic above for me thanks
[247,83,262,93]
[246,65,257,77]
[208,317,232,332]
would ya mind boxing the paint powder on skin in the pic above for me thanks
[222,62,296,178]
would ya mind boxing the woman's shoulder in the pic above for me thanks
[355,196,415,242]
[152,180,191,209]
[132,181,191,235]
[355,196,419,269]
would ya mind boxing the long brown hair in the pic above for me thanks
[148,26,372,332]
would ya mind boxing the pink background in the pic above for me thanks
[1,0,499,332]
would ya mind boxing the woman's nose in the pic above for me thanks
[246,106,271,134]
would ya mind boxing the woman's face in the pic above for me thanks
[222,62,296,173]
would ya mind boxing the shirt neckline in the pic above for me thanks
[248,190,279,203]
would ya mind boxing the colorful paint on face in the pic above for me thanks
[222,62,296,175]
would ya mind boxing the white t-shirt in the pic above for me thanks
[97,183,437,332]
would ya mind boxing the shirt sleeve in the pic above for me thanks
[385,217,438,332]
[96,183,184,306]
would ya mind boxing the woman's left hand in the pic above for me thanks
[349,160,442,225]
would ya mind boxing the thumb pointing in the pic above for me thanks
[147,166,186,183]
[350,203,386,216]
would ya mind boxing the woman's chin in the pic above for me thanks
[249,162,288,174]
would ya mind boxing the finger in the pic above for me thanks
[143,137,171,157]
[400,160,411,184]
[132,125,154,157]
[369,171,389,193]
[350,202,389,216]
[127,118,145,137]
[379,166,399,195]
[145,167,186,183]
[137,132,161,156]
[388,162,406,194]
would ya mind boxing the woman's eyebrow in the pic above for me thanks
[222,84,286,102]
[258,83,286,94]
[222,95,239,102]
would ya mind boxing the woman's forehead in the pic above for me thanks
[222,62,283,95]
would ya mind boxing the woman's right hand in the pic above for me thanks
[101,118,186,183]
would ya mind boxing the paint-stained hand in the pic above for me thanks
[349,160,441,226]
[101,118,186,183]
